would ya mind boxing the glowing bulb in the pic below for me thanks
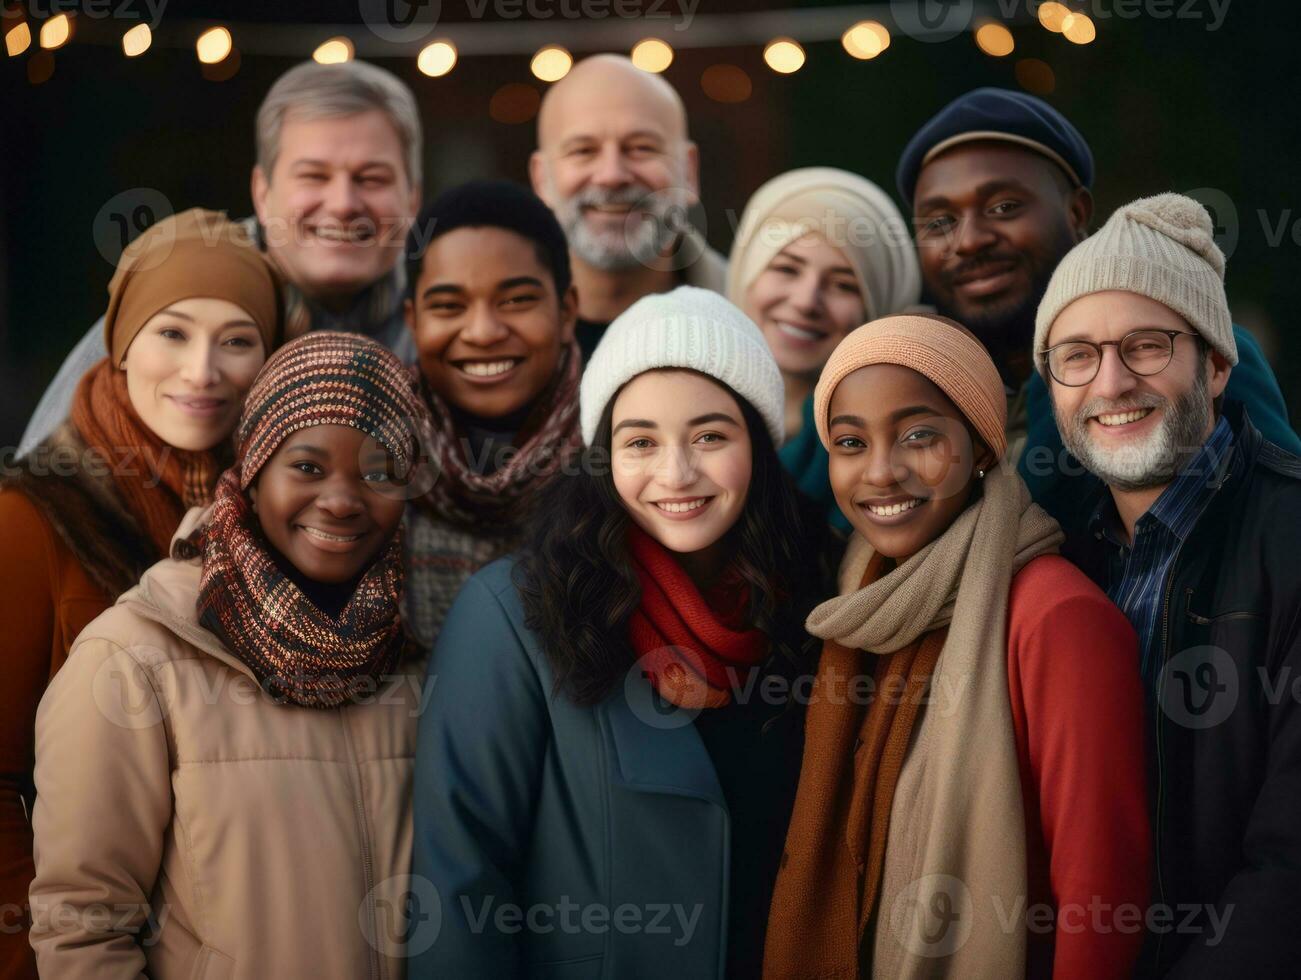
[631,38,673,73]
[5,22,32,57]
[1038,2,1070,32]
[196,26,232,65]
[763,38,805,75]
[313,37,354,64]
[122,23,151,57]
[417,39,457,77]
[842,21,890,60]
[530,45,572,82]
[975,22,1015,57]
[40,13,71,50]
[1062,12,1096,43]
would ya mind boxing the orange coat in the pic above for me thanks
[0,489,111,980]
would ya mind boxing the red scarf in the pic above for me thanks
[626,524,768,709]
[70,358,227,557]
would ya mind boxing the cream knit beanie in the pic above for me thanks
[1035,192,1237,375]
[580,286,785,446]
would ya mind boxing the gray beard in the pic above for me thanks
[1055,368,1212,492]
[551,182,686,272]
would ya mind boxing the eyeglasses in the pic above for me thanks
[1038,329,1200,387]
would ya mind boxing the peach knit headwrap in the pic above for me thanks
[812,314,1007,458]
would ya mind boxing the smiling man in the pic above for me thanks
[529,54,726,359]
[896,88,1299,531]
[1037,193,1301,978]
[19,60,422,457]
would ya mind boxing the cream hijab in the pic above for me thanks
[726,167,921,319]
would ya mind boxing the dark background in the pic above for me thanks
[2,0,1297,448]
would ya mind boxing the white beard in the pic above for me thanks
[542,167,689,272]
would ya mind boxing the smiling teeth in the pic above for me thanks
[777,322,824,342]
[1096,408,1153,426]
[657,499,708,514]
[461,360,517,377]
[866,498,923,517]
[313,227,367,242]
[301,526,362,543]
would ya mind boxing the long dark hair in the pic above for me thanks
[517,377,838,705]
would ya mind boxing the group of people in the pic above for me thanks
[1,51,1297,980]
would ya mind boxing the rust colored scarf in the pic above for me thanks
[764,552,946,978]
[194,469,406,709]
[626,524,767,709]
[70,358,226,557]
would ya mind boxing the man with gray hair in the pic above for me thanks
[19,59,422,456]
[529,53,726,359]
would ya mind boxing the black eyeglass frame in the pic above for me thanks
[1037,329,1201,387]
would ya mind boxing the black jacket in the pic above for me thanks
[1065,403,1301,979]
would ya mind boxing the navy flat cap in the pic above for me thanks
[896,87,1094,205]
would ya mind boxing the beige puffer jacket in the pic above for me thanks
[28,508,429,980]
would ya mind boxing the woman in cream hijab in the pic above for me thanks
[728,167,921,528]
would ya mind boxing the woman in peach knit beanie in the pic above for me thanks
[764,314,1150,980]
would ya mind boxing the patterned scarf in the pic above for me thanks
[626,524,768,709]
[415,343,582,530]
[70,358,226,557]
[195,469,406,709]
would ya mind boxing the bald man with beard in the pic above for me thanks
[530,54,726,359]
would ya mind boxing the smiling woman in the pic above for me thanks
[27,332,438,978]
[0,208,282,979]
[410,287,838,978]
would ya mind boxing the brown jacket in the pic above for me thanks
[0,489,113,980]
[29,508,427,980]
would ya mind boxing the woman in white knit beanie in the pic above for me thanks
[727,168,921,529]
[412,286,838,977]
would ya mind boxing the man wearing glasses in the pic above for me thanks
[1036,192,1301,979]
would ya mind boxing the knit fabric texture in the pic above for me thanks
[580,286,785,446]
[813,314,1008,458]
[726,167,921,322]
[1034,192,1238,370]
[105,208,283,365]
[234,331,432,489]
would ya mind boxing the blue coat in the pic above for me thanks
[410,558,761,979]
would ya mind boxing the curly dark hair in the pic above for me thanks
[517,377,839,706]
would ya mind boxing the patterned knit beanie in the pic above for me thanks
[235,331,431,489]
[580,286,785,446]
[814,314,1007,458]
[1035,192,1237,374]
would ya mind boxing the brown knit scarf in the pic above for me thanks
[194,469,406,709]
[765,465,1062,980]
[415,343,582,530]
[70,358,226,556]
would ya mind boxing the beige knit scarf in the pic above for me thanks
[768,464,1062,979]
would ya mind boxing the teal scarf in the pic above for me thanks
[779,393,850,533]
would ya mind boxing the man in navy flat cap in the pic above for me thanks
[896,88,1299,533]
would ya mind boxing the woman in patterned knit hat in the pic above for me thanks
[410,286,837,978]
[764,315,1149,980]
[28,332,435,978]
[0,208,281,980]
[400,179,583,649]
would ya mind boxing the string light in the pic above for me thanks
[196,26,232,65]
[974,22,1015,57]
[842,20,890,60]
[4,22,32,57]
[763,38,805,74]
[122,23,151,57]
[39,13,71,50]
[312,37,354,64]
[1038,2,1070,32]
[631,38,673,73]
[417,39,457,77]
[531,45,572,82]
[1062,12,1097,44]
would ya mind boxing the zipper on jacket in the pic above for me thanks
[341,710,381,980]
[1152,533,1186,972]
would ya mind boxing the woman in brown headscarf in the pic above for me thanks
[0,209,281,979]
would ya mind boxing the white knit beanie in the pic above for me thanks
[1035,192,1237,376]
[580,285,785,446]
